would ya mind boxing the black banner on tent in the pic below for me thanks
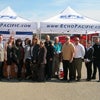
[0,31,10,34]
[16,32,33,35]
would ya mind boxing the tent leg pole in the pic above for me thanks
[86,31,87,48]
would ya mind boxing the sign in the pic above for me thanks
[0,22,37,32]
[60,14,84,19]
[40,22,100,34]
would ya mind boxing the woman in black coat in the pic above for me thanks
[37,41,47,82]
[13,38,24,80]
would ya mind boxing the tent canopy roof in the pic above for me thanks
[40,6,100,34]
[0,6,30,22]
[0,6,37,32]
[43,6,100,24]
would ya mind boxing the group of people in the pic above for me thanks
[62,35,100,82]
[0,34,100,82]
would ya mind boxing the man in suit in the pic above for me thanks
[44,35,54,80]
[92,37,100,82]
[84,41,94,81]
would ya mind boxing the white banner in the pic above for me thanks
[40,22,100,34]
[0,22,37,32]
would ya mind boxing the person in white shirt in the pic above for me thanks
[0,34,4,80]
[72,37,85,81]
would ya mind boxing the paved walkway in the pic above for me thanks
[0,63,100,100]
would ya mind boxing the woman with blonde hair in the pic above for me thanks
[31,35,40,81]
[5,36,15,80]
[37,41,47,82]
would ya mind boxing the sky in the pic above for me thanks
[0,0,100,22]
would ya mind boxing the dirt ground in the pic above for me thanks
[0,63,100,100]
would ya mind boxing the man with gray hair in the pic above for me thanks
[72,37,85,81]
[61,35,75,81]
[52,37,62,78]
[44,35,54,80]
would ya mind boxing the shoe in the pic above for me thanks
[37,80,45,82]
[7,77,10,80]
[18,78,22,81]
[91,76,96,79]
[26,76,31,80]
[76,79,81,82]
[86,79,91,81]
[68,79,76,82]
[46,77,51,81]
[97,80,100,82]
[62,78,68,81]
[53,75,58,78]
[46,78,51,81]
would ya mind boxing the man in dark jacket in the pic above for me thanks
[92,37,100,82]
[44,35,54,80]
[84,42,94,81]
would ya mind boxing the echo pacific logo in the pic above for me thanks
[60,15,84,19]
[0,15,17,19]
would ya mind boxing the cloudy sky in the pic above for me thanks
[0,0,100,22]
